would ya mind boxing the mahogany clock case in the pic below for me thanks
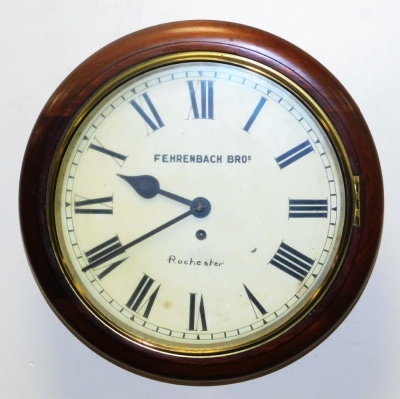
[19,21,383,384]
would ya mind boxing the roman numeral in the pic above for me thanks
[243,96,267,132]
[270,242,314,282]
[188,293,207,331]
[82,236,127,277]
[74,195,113,214]
[126,274,160,318]
[243,284,267,317]
[83,235,124,266]
[89,141,127,167]
[275,140,314,169]
[130,93,164,133]
[187,80,214,119]
[289,199,328,218]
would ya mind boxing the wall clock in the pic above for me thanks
[20,20,383,384]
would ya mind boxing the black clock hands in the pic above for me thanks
[118,174,211,218]
[82,175,211,271]
[82,209,192,271]
[117,174,192,206]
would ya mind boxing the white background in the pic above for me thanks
[1,1,398,398]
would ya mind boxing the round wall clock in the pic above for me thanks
[20,20,383,384]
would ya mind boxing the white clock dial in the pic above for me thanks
[53,58,346,354]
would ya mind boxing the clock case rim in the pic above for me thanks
[49,51,355,357]
[19,20,384,385]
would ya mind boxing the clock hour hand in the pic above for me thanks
[117,174,192,206]
[82,196,211,272]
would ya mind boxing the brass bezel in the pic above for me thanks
[47,51,356,357]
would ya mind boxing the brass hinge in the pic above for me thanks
[353,175,361,226]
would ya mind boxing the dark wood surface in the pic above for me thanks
[19,20,384,384]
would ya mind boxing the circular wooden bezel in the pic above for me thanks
[19,20,383,384]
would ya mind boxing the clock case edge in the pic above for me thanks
[19,20,384,384]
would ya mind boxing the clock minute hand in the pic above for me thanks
[117,174,192,206]
[82,194,211,272]
[82,209,193,272]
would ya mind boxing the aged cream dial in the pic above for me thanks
[53,56,347,354]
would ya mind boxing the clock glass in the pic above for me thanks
[51,54,350,355]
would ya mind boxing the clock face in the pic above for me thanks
[19,21,383,383]
[52,55,349,354]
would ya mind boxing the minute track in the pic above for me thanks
[59,61,343,351]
